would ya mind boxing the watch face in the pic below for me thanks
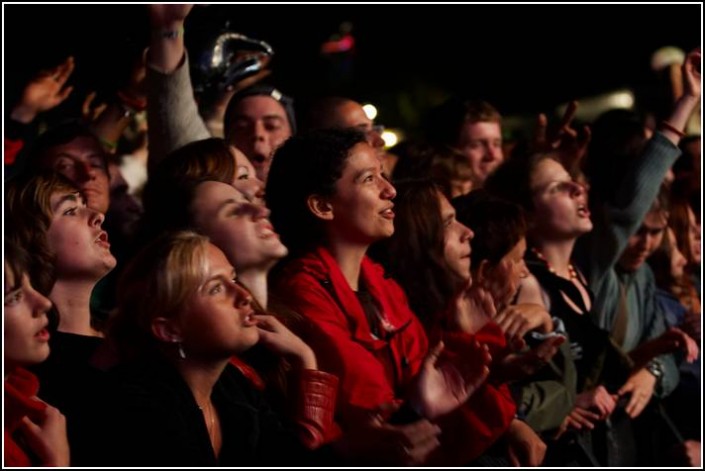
[647,361,663,378]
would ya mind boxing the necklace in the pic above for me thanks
[531,247,578,281]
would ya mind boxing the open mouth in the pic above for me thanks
[380,206,395,219]
[577,204,590,218]
[95,231,111,248]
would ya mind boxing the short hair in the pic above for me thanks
[223,84,297,138]
[138,138,234,245]
[426,98,502,147]
[110,231,210,361]
[302,96,356,131]
[5,171,80,296]
[265,129,367,256]
[453,190,527,269]
[23,122,109,174]
[4,238,30,294]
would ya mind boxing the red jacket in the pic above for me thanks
[275,247,515,464]
[4,368,48,467]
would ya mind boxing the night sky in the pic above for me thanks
[4,3,701,135]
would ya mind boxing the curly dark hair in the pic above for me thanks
[265,128,367,257]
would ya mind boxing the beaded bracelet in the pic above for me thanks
[660,120,686,138]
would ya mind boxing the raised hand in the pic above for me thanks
[254,314,317,370]
[147,3,194,26]
[683,47,701,100]
[11,56,75,124]
[617,367,656,418]
[81,91,108,123]
[411,340,491,420]
[533,100,591,175]
[18,402,70,467]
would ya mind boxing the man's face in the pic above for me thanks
[455,121,503,187]
[618,210,668,272]
[226,96,292,182]
[40,136,110,214]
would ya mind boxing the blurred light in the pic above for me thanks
[651,46,685,71]
[556,89,635,122]
[381,130,399,148]
[608,91,635,109]
[362,104,377,120]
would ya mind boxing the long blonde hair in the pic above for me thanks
[109,231,210,361]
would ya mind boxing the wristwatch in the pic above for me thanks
[646,359,664,381]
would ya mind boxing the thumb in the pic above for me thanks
[424,341,445,367]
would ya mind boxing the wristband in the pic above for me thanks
[152,26,184,40]
[659,120,686,138]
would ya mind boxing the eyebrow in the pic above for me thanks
[51,192,82,213]
[354,167,379,181]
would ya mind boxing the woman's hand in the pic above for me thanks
[575,385,618,419]
[18,402,70,467]
[410,340,491,420]
[11,56,75,124]
[506,418,547,467]
[617,367,657,418]
[255,314,317,369]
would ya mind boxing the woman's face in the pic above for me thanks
[191,181,288,272]
[530,159,592,240]
[4,263,52,370]
[439,192,474,285]
[326,142,397,245]
[230,146,265,206]
[177,244,259,359]
[687,206,701,265]
[484,237,529,307]
[46,190,116,280]
[666,228,688,279]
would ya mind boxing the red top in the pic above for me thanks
[4,368,48,467]
[276,246,516,464]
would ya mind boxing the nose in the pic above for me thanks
[253,120,267,141]
[381,178,397,200]
[29,284,52,316]
[461,224,474,241]
[75,161,97,182]
[232,280,254,308]
[89,208,105,228]
[570,181,586,197]
[252,202,270,220]
[368,129,385,150]
[487,143,503,161]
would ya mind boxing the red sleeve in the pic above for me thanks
[277,274,398,422]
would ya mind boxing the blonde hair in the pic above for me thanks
[110,231,210,360]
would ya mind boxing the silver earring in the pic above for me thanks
[178,343,186,360]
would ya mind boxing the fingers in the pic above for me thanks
[253,313,282,332]
[558,100,578,131]
[535,113,548,148]
[569,407,600,430]
[53,56,75,84]
[424,341,445,368]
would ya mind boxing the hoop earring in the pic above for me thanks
[178,343,186,360]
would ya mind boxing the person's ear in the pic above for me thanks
[475,259,492,288]
[151,317,182,344]
[307,194,334,221]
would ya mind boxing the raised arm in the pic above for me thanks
[145,3,210,170]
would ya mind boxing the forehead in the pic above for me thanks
[49,189,81,207]
[232,95,287,120]
[332,101,370,128]
[194,180,246,204]
[205,243,231,271]
[341,142,380,173]
[231,146,252,168]
[458,121,501,141]
[531,158,569,185]
[643,210,668,228]
[438,191,453,215]
[41,136,105,164]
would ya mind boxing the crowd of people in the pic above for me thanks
[4,4,702,467]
